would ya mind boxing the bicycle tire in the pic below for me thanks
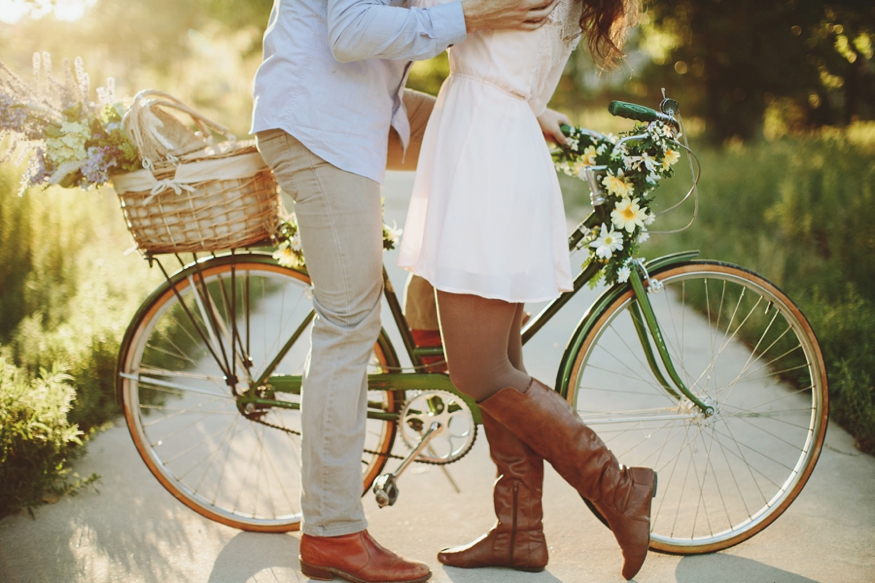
[565,261,828,554]
[117,254,400,532]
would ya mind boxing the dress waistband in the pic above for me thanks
[448,73,529,101]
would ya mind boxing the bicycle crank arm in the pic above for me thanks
[373,421,442,507]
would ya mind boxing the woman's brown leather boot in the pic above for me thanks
[479,379,656,581]
[437,409,548,572]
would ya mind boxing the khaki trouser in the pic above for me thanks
[256,89,436,536]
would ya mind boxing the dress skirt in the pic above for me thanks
[398,73,573,303]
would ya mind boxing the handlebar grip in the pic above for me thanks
[608,101,661,123]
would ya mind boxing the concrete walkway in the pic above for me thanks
[2,173,874,583]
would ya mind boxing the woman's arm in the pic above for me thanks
[530,52,571,144]
[536,108,569,145]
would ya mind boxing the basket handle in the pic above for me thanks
[123,89,236,169]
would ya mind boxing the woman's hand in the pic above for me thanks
[536,108,569,146]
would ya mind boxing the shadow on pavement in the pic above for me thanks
[0,442,198,583]
[675,554,820,583]
[443,565,564,583]
[206,531,299,583]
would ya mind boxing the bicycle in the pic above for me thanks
[115,97,828,556]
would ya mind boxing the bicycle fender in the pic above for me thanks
[553,250,700,400]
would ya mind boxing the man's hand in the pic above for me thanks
[461,0,561,33]
[536,108,569,145]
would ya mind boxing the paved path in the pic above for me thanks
[2,173,874,583]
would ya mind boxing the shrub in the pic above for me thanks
[0,162,161,514]
[0,356,98,517]
[0,164,162,435]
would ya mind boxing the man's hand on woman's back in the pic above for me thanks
[461,0,560,32]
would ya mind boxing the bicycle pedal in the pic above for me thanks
[372,473,399,508]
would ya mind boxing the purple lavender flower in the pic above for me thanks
[1,92,29,133]
[79,145,118,188]
[29,146,52,185]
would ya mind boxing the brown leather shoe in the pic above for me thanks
[437,410,548,572]
[479,379,656,580]
[299,530,431,583]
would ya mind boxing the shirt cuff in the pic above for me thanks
[429,2,468,48]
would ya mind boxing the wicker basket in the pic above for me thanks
[115,150,281,254]
[113,92,282,255]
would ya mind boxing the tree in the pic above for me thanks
[642,0,875,143]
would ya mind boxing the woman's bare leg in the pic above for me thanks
[507,303,526,373]
[436,291,530,402]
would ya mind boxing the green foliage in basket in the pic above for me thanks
[1,53,139,195]
[553,121,682,286]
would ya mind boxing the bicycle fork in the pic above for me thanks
[628,263,714,416]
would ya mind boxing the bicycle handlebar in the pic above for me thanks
[608,100,678,128]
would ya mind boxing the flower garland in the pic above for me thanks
[553,121,681,286]
[1,54,140,195]
[272,202,403,269]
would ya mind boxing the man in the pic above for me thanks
[252,0,559,581]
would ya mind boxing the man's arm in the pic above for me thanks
[327,0,560,63]
[327,0,466,63]
[461,0,560,32]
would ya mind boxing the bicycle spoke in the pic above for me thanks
[703,425,733,532]
[140,400,237,428]
[715,422,788,487]
[572,265,825,551]
[124,263,372,529]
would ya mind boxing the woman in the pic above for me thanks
[398,0,654,579]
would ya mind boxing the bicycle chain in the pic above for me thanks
[247,414,449,465]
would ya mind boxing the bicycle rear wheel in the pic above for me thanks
[117,254,399,532]
[566,261,828,554]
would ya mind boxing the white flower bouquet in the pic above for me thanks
[1,53,140,195]
[273,201,402,269]
[553,120,682,286]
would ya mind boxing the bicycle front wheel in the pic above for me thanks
[566,261,828,554]
[118,255,399,532]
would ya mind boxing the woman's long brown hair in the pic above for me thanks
[579,0,639,69]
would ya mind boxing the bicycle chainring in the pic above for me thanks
[399,390,477,465]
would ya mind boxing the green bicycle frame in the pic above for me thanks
[118,208,713,422]
[237,203,713,421]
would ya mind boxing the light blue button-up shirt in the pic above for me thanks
[251,0,467,184]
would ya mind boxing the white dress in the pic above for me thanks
[398,0,582,302]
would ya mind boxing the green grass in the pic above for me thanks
[563,122,875,454]
[0,164,163,516]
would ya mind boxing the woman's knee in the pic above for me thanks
[447,366,484,399]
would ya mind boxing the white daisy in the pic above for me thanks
[611,197,648,233]
[383,221,403,250]
[639,151,658,173]
[590,224,624,259]
[603,171,634,198]
[662,148,680,169]
[273,242,303,269]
